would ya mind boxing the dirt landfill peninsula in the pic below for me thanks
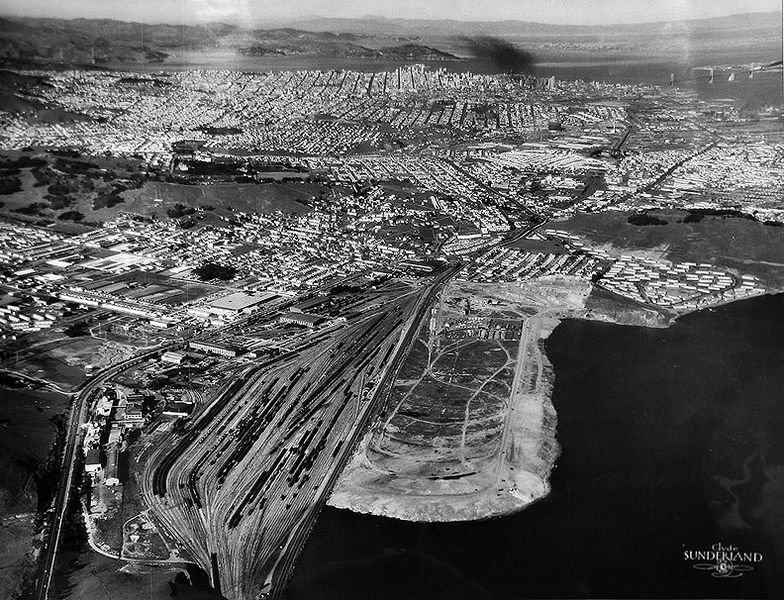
[330,276,597,521]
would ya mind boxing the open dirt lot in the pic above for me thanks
[330,276,591,521]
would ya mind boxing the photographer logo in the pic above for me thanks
[684,543,763,579]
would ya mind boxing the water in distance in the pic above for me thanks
[290,292,784,599]
[109,53,783,105]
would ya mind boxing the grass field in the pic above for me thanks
[121,181,320,219]
[555,209,784,289]
[0,151,323,229]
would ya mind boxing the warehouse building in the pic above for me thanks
[279,312,324,328]
[189,340,239,357]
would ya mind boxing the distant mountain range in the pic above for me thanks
[0,11,778,68]
[286,11,779,36]
[0,16,460,67]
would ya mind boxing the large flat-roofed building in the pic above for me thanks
[85,448,102,474]
[189,340,238,357]
[206,292,275,315]
[279,311,324,328]
[104,445,120,486]
[161,350,187,365]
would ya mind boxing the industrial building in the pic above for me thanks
[206,291,276,316]
[189,340,239,357]
[163,401,195,417]
[279,312,324,328]
[85,448,102,474]
[161,351,187,365]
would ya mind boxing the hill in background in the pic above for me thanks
[0,11,778,69]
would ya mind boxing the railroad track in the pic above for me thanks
[138,282,441,600]
[35,343,179,600]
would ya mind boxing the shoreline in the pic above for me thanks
[329,287,776,523]
[328,278,586,523]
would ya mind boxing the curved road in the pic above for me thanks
[34,342,179,600]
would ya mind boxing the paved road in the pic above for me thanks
[641,141,719,193]
[261,233,548,599]
[136,271,463,600]
[34,343,178,600]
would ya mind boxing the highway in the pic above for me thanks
[34,343,179,600]
[641,141,719,193]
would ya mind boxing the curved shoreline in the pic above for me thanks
[328,281,765,523]
[328,279,580,523]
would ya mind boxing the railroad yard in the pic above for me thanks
[0,12,781,599]
[130,275,445,599]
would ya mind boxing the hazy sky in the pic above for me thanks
[0,0,779,25]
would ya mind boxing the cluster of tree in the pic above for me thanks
[329,283,363,295]
[681,212,705,224]
[51,149,80,158]
[0,371,27,388]
[0,176,22,195]
[166,202,197,219]
[57,210,84,222]
[12,201,48,215]
[92,193,125,210]
[47,195,76,210]
[193,261,237,281]
[146,376,170,390]
[0,156,45,170]
[31,166,56,187]
[32,167,91,194]
[628,213,668,226]
[675,208,775,226]
[471,103,496,117]
[43,182,79,210]
[178,218,197,229]
[683,208,756,221]
[53,157,99,174]
[31,160,142,203]
[64,320,90,337]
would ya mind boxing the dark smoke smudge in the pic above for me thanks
[463,36,535,73]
